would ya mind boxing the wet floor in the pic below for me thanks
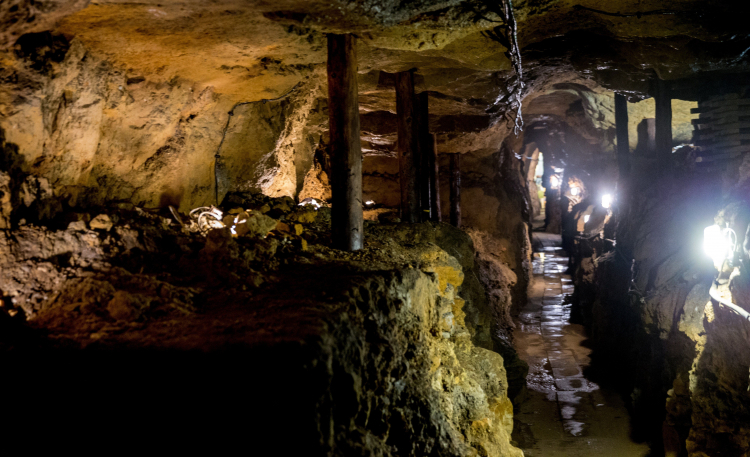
[512,232,649,457]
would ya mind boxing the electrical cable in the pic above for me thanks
[708,282,750,322]
[475,0,525,134]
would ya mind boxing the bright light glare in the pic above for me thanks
[299,198,321,209]
[602,194,613,209]
[584,215,590,223]
[365,200,375,205]
[703,225,735,267]
[570,186,580,196]
[550,175,560,188]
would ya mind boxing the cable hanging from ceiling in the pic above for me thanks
[475,0,525,134]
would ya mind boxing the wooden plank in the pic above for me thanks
[695,130,750,142]
[700,145,750,155]
[695,152,742,163]
[449,153,461,228]
[327,33,364,251]
[396,70,420,223]
[691,106,715,114]
[428,134,441,222]
[695,132,750,142]
[615,93,631,178]
[696,139,743,148]
[696,111,750,124]
[415,91,430,221]
[694,125,749,136]
[692,129,717,139]
[700,98,748,107]
[693,120,750,131]
[654,78,672,171]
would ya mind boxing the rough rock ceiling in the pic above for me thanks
[0,0,745,209]
[4,0,750,105]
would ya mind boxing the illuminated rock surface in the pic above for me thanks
[2,0,750,454]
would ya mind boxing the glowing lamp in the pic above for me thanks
[550,175,560,189]
[703,225,736,268]
[583,215,590,223]
[365,200,375,206]
[570,186,580,196]
[298,198,322,209]
[601,194,613,209]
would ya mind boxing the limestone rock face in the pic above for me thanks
[0,186,524,456]
[0,172,10,229]
[0,0,89,49]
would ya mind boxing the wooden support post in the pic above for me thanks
[654,78,672,172]
[613,93,631,245]
[428,134,441,222]
[614,93,631,178]
[416,91,430,220]
[449,153,461,228]
[327,34,363,251]
[396,71,420,223]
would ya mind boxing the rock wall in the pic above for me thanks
[570,150,750,455]
[1,33,326,212]
[356,92,534,364]
[0,175,524,456]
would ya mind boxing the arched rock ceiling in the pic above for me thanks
[3,0,742,159]
[3,0,749,108]
[0,0,728,207]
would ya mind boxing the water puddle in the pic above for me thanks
[512,233,649,456]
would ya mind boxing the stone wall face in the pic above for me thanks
[0,164,524,455]
[1,35,327,212]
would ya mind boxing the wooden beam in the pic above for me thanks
[428,134,442,222]
[327,34,363,251]
[416,91,430,221]
[654,78,672,171]
[614,93,631,178]
[396,71,419,223]
[449,153,461,228]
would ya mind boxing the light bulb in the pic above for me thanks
[602,194,613,209]
[550,175,560,188]
[570,186,580,196]
[703,225,735,268]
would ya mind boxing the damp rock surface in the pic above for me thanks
[0,191,523,456]
[569,162,750,456]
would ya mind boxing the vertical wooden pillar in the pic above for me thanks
[327,34,363,251]
[614,93,631,178]
[449,153,461,228]
[428,134,442,222]
[396,71,419,223]
[654,78,672,172]
[416,91,430,220]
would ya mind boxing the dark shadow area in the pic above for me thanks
[2,343,329,452]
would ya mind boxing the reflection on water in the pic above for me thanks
[512,233,649,456]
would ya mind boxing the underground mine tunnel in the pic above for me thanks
[2,0,750,455]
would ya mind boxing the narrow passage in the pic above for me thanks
[512,232,649,456]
